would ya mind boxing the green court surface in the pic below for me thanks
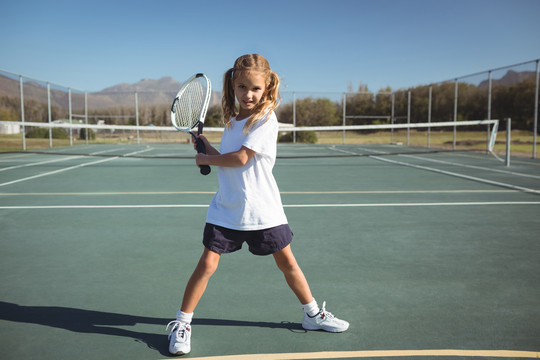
[1,144,539,360]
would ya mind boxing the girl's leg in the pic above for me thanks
[273,244,313,305]
[273,245,350,333]
[180,247,221,313]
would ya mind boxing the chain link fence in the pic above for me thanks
[1,59,538,157]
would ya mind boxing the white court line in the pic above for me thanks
[0,148,153,187]
[87,147,127,155]
[1,201,540,210]
[0,204,208,209]
[331,148,540,194]
[284,201,540,207]
[0,153,33,161]
[0,148,125,173]
[0,155,84,172]
[0,191,217,196]
[372,155,540,194]
[0,189,520,196]
[0,157,118,187]
[400,153,540,179]
[349,145,540,179]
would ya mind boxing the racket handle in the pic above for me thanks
[195,138,211,175]
[200,165,211,175]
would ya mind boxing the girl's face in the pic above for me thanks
[234,71,266,119]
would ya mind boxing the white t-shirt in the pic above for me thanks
[206,111,288,230]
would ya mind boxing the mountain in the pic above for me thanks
[0,74,221,109]
[100,76,182,93]
[478,70,536,88]
[0,75,75,109]
[95,76,221,107]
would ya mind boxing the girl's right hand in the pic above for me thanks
[194,134,208,151]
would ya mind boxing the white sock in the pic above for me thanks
[176,310,193,324]
[302,299,319,317]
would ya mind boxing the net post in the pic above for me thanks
[19,75,26,151]
[487,70,492,153]
[486,122,489,154]
[505,118,511,167]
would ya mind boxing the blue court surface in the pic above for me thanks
[1,143,539,360]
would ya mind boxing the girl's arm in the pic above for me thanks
[196,146,255,168]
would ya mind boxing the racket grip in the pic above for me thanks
[195,138,211,176]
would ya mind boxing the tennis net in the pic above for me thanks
[0,119,504,159]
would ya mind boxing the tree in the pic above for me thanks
[204,104,223,127]
[374,87,393,122]
[277,97,341,126]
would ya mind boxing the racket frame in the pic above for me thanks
[170,73,212,175]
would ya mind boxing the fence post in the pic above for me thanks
[407,91,411,146]
[135,91,140,144]
[342,93,346,145]
[391,92,395,143]
[453,79,458,150]
[68,88,73,146]
[534,60,539,159]
[505,118,511,167]
[47,82,52,148]
[292,92,296,144]
[19,75,26,150]
[84,91,88,144]
[428,86,432,148]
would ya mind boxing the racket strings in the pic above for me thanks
[173,80,206,129]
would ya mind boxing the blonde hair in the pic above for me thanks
[222,54,281,133]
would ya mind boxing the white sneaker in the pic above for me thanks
[166,320,191,355]
[302,301,349,332]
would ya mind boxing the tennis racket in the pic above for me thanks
[171,73,212,175]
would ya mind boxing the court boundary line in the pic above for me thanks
[371,155,540,194]
[0,148,152,187]
[0,189,521,196]
[0,155,84,172]
[399,154,540,179]
[1,201,540,210]
[0,157,119,187]
[0,148,127,172]
[330,148,539,194]
[165,349,540,359]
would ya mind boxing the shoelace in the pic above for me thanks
[166,320,189,340]
[319,301,336,320]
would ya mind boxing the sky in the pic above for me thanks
[1,0,539,94]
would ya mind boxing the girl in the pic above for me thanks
[167,54,349,356]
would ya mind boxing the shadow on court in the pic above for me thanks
[0,301,304,357]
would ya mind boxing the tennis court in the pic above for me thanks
[1,143,539,360]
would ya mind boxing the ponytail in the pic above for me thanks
[221,68,236,127]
